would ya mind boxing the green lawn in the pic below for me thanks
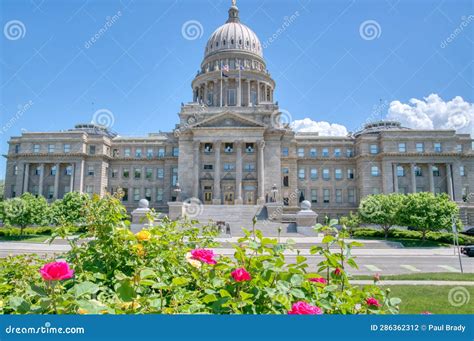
[353,272,474,281]
[0,235,51,243]
[355,236,450,248]
[384,285,474,314]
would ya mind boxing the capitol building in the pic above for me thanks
[3,1,474,226]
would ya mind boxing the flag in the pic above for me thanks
[221,64,229,78]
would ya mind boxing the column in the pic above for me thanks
[69,163,74,192]
[257,140,265,204]
[76,160,85,193]
[38,163,45,197]
[193,142,200,198]
[264,84,268,102]
[392,163,398,193]
[247,80,251,107]
[53,163,60,199]
[235,140,243,204]
[203,83,208,105]
[410,163,416,193]
[224,80,228,106]
[428,164,435,193]
[23,163,30,193]
[446,163,453,199]
[213,141,221,204]
[237,78,242,107]
[256,81,260,105]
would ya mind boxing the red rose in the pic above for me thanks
[190,249,217,265]
[231,268,251,282]
[421,311,432,315]
[288,301,323,315]
[366,297,381,307]
[40,261,74,281]
[333,268,342,276]
[308,277,327,285]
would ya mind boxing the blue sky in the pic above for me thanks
[0,0,473,178]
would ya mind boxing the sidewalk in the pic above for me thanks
[351,280,474,286]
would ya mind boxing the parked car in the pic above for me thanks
[461,227,474,237]
[460,245,474,257]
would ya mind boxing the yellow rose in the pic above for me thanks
[185,252,202,269]
[132,243,145,257]
[136,230,151,241]
[77,308,88,314]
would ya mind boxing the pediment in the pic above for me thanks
[191,112,265,129]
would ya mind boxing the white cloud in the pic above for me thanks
[387,94,473,134]
[291,118,348,136]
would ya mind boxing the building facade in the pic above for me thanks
[3,2,474,223]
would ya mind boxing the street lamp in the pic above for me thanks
[271,183,278,203]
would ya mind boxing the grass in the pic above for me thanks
[354,236,450,248]
[353,272,474,281]
[383,285,474,314]
[0,235,51,243]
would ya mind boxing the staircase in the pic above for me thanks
[192,205,298,236]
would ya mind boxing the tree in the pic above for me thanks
[401,192,460,240]
[358,194,404,239]
[49,192,90,227]
[1,193,49,234]
[339,211,361,237]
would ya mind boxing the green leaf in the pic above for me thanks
[390,297,402,306]
[275,294,290,309]
[9,296,30,313]
[139,279,155,286]
[290,288,306,299]
[140,269,156,280]
[219,289,231,298]
[324,285,339,292]
[115,280,135,302]
[290,274,304,286]
[203,294,218,304]
[172,277,189,287]
[73,281,100,298]
[322,235,335,244]
[239,291,253,301]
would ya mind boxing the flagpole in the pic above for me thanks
[220,63,223,107]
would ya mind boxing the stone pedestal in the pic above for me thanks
[131,199,152,224]
[168,201,184,220]
[266,202,282,221]
[296,200,318,236]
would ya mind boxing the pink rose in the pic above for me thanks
[190,249,217,265]
[333,268,342,276]
[365,297,381,307]
[421,311,432,315]
[288,301,323,315]
[40,261,74,281]
[231,268,251,282]
[308,277,327,285]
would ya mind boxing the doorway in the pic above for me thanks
[224,192,234,205]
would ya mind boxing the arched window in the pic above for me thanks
[223,39,226,45]
[231,39,234,45]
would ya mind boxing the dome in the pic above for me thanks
[204,3,263,59]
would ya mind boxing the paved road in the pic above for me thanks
[1,242,472,275]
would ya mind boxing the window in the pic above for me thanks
[415,166,422,177]
[35,166,41,176]
[335,169,342,180]
[310,168,318,180]
[323,189,330,203]
[224,143,234,153]
[47,186,54,199]
[322,169,330,180]
[156,188,163,202]
[157,168,164,179]
[113,149,119,157]
[416,143,424,153]
[245,143,254,153]
[87,166,94,176]
[50,166,57,176]
[172,168,178,186]
[434,142,442,152]
[13,165,18,176]
[245,163,255,172]
[14,144,20,153]
[48,144,55,153]
[31,185,38,195]
[89,145,96,155]
[135,148,142,158]
[322,148,329,157]
[64,186,70,194]
[282,147,289,157]
[204,143,213,153]
[227,89,236,106]
[124,148,131,157]
[204,164,213,170]
[311,189,317,203]
[158,148,165,157]
[298,168,305,180]
[112,169,118,178]
[398,143,406,152]
[134,168,141,179]
[33,144,40,153]
[347,168,354,179]
[346,149,353,157]
[432,166,440,177]
[65,166,72,176]
[310,148,317,157]
[372,187,380,194]
[86,185,94,197]
[348,188,355,203]
[455,144,463,153]
[370,144,378,154]
[145,188,152,202]
[335,189,342,203]
[147,148,154,159]
[334,148,341,157]
[298,148,305,157]
[416,187,424,193]
[371,166,379,176]
[62,144,70,153]
[172,147,179,157]
[460,166,466,177]
[146,168,153,180]
[224,163,235,171]
[283,168,289,187]
[122,188,129,201]
[123,168,130,179]
[133,188,140,202]
[397,166,404,177]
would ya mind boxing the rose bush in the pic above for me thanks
[0,194,401,315]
